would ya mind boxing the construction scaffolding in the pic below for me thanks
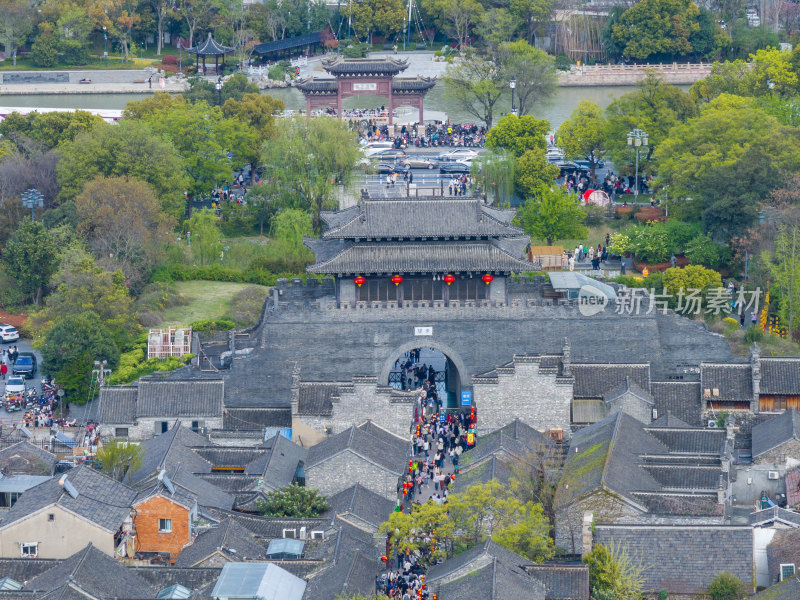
[553,9,609,62]
[147,327,192,360]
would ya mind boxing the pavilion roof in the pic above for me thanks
[304,239,532,275]
[392,76,436,92]
[294,78,338,94]
[319,197,522,239]
[186,33,233,56]
[321,56,409,76]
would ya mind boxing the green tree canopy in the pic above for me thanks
[261,117,361,231]
[655,94,800,240]
[142,101,257,201]
[556,100,607,177]
[486,114,550,157]
[29,247,137,345]
[186,209,222,266]
[56,119,186,217]
[662,264,723,295]
[611,0,700,61]
[443,52,506,128]
[604,73,697,177]
[257,483,329,518]
[0,110,104,154]
[515,149,560,198]
[40,311,121,402]
[497,41,557,116]
[518,186,587,245]
[3,219,59,306]
[222,92,285,142]
[97,439,143,481]
[707,572,745,600]
[583,542,645,600]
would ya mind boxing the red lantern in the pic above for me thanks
[482,273,494,285]
[381,555,388,562]
[391,274,403,286]
[443,273,455,285]
[354,276,366,287]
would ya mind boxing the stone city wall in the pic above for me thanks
[558,63,712,87]
[0,70,156,85]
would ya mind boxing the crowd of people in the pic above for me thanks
[377,349,479,599]
[361,121,486,149]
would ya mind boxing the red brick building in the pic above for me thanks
[132,474,197,561]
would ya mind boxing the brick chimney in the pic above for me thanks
[562,338,572,378]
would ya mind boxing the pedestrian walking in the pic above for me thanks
[0,362,6,380]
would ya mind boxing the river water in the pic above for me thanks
[4,85,652,130]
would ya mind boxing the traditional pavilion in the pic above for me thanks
[304,195,532,306]
[295,56,436,124]
[186,33,233,75]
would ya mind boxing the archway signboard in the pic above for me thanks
[295,56,435,124]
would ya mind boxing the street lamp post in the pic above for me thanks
[216,78,223,106]
[509,78,517,116]
[103,27,108,67]
[626,128,649,203]
[20,189,44,221]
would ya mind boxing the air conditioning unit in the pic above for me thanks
[768,471,780,480]
[708,420,718,428]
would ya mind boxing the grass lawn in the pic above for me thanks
[160,281,269,328]
[530,221,628,252]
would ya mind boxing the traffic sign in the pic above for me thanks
[461,390,472,406]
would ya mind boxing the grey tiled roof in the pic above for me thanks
[306,240,532,275]
[462,419,551,467]
[97,386,137,423]
[752,410,800,458]
[436,558,546,600]
[129,566,222,594]
[0,558,58,583]
[650,382,703,426]
[593,525,753,595]
[0,466,136,533]
[174,518,266,567]
[321,56,409,75]
[649,412,691,428]
[0,441,57,476]
[126,424,211,486]
[297,383,339,416]
[25,544,153,599]
[322,483,395,531]
[318,198,523,240]
[452,456,514,494]
[201,507,328,540]
[603,377,653,405]
[571,364,651,399]
[525,565,590,600]
[642,465,721,490]
[134,478,197,511]
[192,447,264,468]
[753,576,800,600]
[168,465,235,510]
[644,428,726,454]
[750,506,800,527]
[223,407,292,429]
[136,379,224,418]
[243,434,306,491]
[393,76,436,91]
[306,421,409,474]
[759,358,800,395]
[197,473,259,492]
[701,363,752,402]
[427,538,535,582]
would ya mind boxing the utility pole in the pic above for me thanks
[92,360,112,387]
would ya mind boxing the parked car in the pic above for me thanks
[555,161,590,178]
[439,161,472,174]
[369,148,407,161]
[545,148,565,162]
[438,149,479,161]
[574,158,605,170]
[12,353,37,379]
[0,324,19,343]
[5,376,26,396]
[376,162,411,175]
[402,157,436,170]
